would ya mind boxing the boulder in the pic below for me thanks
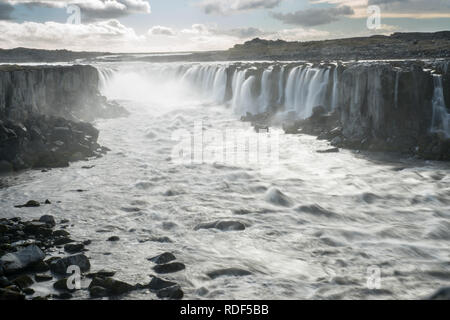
[207,268,253,279]
[153,263,186,274]
[0,245,45,275]
[147,277,177,291]
[156,285,184,300]
[89,277,134,296]
[39,215,56,227]
[148,252,176,265]
[64,243,85,254]
[50,254,90,275]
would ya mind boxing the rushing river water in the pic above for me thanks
[1,61,450,300]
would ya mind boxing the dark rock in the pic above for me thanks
[53,230,70,237]
[153,262,186,274]
[44,199,51,205]
[89,286,108,298]
[207,268,253,279]
[156,285,184,300]
[0,276,12,288]
[0,288,25,300]
[54,292,73,300]
[15,200,40,208]
[0,245,45,274]
[50,254,90,275]
[148,252,176,265]
[13,275,33,289]
[34,274,53,282]
[23,288,35,295]
[107,236,120,242]
[53,278,73,291]
[64,243,85,254]
[89,277,134,296]
[148,277,177,291]
[195,220,246,232]
[23,222,52,236]
[86,270,116,279]
[39,215,56,227]
[53,237,74,246]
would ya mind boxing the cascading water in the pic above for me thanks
[431,74,450,137]
[97,62,336,119]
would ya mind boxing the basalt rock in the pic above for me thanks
[0,65,128,172]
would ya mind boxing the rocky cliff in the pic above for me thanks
[0,65,127,172]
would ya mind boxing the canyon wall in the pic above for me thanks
[122,60,449,160]
[0,65,126,172]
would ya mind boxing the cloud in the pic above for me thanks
[148,25,176,36]
[198,0,283,15]
[272,5,354,26]
[6,0,151,21]
[0,2,14,20]
[311,0,450,18]
[0,19,145,51]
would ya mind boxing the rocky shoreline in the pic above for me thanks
[0,202,185,300]
[0,65,129,173]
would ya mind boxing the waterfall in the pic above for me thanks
[431,74,450,138]
[259,68,274,113]
[394,70,400,109]
[96,62,334,118]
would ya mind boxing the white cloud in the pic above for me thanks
[310,0,450,18]
[5,0,151,20]
[198,0,283,15]
[148,25,176,36]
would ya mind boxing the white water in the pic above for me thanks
[0,61,449,300]
[431,75,450,137]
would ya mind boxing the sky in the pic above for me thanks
[0,0,449,52]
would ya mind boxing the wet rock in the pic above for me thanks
[13,275,33,289]
[265,188,293,207]
[34,274,53,282]
[53,278,74,292]
[153,262,186,274]
[428,287,450,300]
[195,221,246,232]
[50,254,90,275]
[207,268,253,279]
[0,276,11,288]
[156,285,184,300]
[0,245,45,274]
[39,215,56,227]
[89,277,134,296]
[86,270,116,279]
[23,222,52,237]
[44,199,51,205]
[54,292,73,300]
[89,286,108,298]
[53,230,70,237]
[23,288,35,295]
[0,288,25,300]
[107,236,120,242]
[14,200,40,208]
[64,243,85,254]
[148,277,177,291]
[148,252,176,265]
[54,237,74,246]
